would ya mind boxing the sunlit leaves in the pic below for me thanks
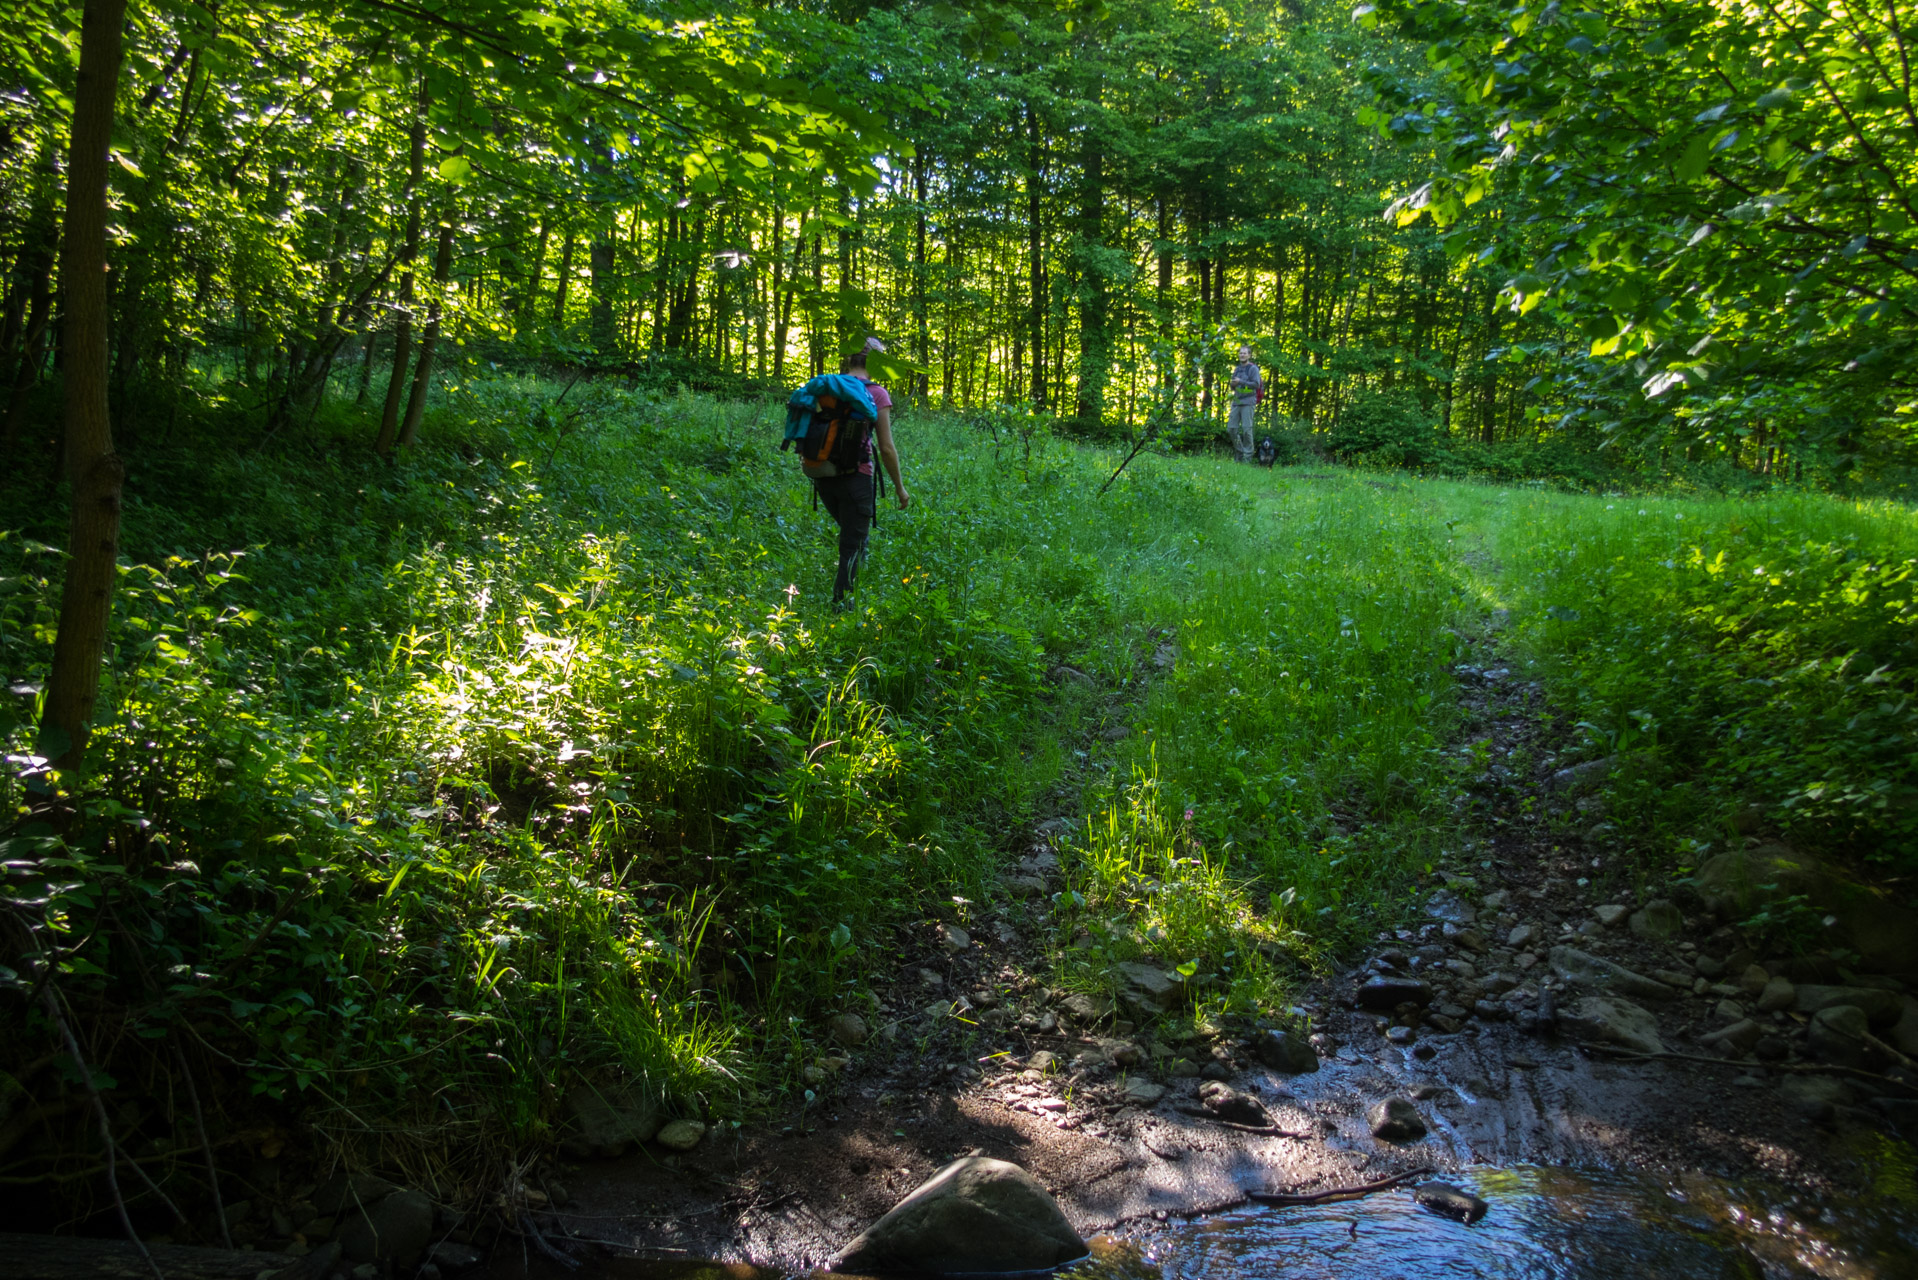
[1365,0,1918,456]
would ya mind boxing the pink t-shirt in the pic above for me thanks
[856,378,890,476]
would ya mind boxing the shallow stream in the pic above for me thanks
[1082,1165,1918,1280]
[499,1163,1918,1280]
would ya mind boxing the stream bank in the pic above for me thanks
[468,622,1918,1277]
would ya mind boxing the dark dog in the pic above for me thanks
[1254,436,1278,467]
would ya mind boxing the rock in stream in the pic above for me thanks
[831,1157,1087,1274]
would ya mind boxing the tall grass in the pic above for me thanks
[1046,466,1477,1016]
[4,380,1485,1210]
[1432,480,1918,871]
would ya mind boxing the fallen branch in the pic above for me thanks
[1248,1166,1436,1207]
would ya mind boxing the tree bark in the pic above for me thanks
[589,232,617,357]
[553,230,575,326]
[1074,136,1107,430]
[396,219,455,450]
[375,78,427,454]
[1,215,56,448]
[1026,103,1046,409]
[914,157,930,400]
[42,0,130,770]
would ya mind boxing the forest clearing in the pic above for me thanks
[5,0,1918,1276]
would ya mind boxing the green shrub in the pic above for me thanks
[1511,497,1918,867]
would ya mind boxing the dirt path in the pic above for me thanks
[476,619,1914,1278]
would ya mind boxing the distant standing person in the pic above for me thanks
[1227,345,1263,463]
[815,338,911,605]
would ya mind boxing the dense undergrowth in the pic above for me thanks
[4,375,1913,1237]
[0,380,1469,1233]
[1453,486,1918,876]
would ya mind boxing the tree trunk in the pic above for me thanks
[914,157,930,400]
[1074,136,1107,430]
[553,231,575,326]
[1026,103,1046,409]
[396,219,455,450]
[1156,194,1172,336]
[521,220,549,339]
[42,0,129,770]
[1479,287,1500,445]
[772,204,794,382]
[589,230,617,358]
[375,79,427,454]
[1,218,56,448]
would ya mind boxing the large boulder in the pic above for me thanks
[1629,900,1685,942]
[338,1190,436,1265]
[831,1158,1087,1274]
[1892,997,1918,1059]
[1356,976,1433,1010]
[312,1172,400,1216]
[1252,1028,1319,1074]
[1197,1080,1269,1126]
[1693,845,1918,977]
[1115,963,1184,1014]
[1694,844,1824,917]
[1792,984,1901,1025]
[1808,1005,1872,1067]
[562,1082,661,1157]
[1366,1097,1428,1142]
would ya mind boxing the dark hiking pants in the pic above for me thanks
[813,470,875,603]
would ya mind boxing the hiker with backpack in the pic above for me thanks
[1227,345,1263,463]
[781,337,911,606]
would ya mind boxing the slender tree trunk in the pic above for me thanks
[942,242,958,404]
[397,219,455,450]
[590,234,618,358]
[375,79,427,454]
[552,231,576,326]
[1,219,56,448]
[1026,103,1046,409]
[42,0,129,770]
[1074,137,1107,430]
[1479,287,1500,445]
[772,204,794,382]
[914,157,930,400]
[809,230,824,375]
[1155,194,1172,335]
[1198,254,1213,417]
[521,220,549,339]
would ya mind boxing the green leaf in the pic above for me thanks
[1675,134,1711,181]
[438,155,472,182]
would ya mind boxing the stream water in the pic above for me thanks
[496,1164,1918,1280]
[1080,1165,1918,1280]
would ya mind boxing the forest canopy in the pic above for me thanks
[6,1,1913,483]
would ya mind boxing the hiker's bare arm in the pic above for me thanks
[875,409,910,510]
